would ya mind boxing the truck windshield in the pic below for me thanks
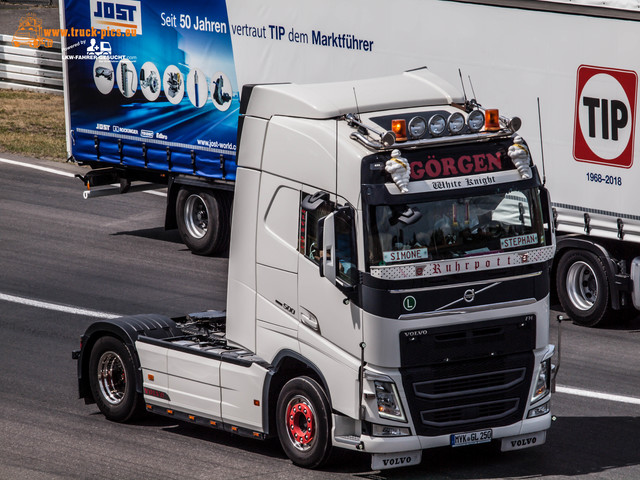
[367,187,545,267]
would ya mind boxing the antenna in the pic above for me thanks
[458,69,468,104]
[353,87,361,120]
[537,97,547,185]
[468,75,477,102]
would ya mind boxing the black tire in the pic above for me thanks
[276,376,332,469]
[556,250,611,327]
[88,336,142,422]
[176,188,231,256]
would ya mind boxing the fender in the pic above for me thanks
[75,314,181,403]
[261,349,332,437]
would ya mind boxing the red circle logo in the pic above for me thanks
[573,65,637,168]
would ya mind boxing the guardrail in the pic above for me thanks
[0,33,63,94]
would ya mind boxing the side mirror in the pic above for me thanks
[539,186,555,246]
[319,211,337,284]
[319,207,358,296]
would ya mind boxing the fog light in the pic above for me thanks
[372,424,411,437]
[427,114,446,136]
[528,401,550,418]
[447,112,466,134]
[408,116,427,139]
[468,109,485,132]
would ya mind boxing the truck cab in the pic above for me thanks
[75,68,556,470]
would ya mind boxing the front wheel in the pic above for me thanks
[88,336,142,422]
[276,376,332,469]
[556,250,611,327]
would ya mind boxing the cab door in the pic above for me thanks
[296,191,362,361]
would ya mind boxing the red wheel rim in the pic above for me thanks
[286,396,315,451]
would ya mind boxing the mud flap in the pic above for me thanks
[371,450,422,470]
[501,431,546,451]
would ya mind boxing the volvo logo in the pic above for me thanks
[463,289,475,303]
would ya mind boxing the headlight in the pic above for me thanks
[447,112,466,134]
[374,380,407,422]
[468,109,485,132]
[531,358,551,403]
[408,116,427,139]
[427,114,446,136]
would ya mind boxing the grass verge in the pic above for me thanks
[0,89,67,161]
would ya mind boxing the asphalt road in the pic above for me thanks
[1,154,640,479]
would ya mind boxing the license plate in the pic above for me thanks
[371,450,422,470]
[450,429,492,447]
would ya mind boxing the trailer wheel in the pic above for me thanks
[176,188,230,256]
[276,376,332,469]
[88,336,141,422]
[556,251,611,327]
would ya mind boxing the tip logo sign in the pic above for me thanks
[573,65,637,168]
[90,0,142,35]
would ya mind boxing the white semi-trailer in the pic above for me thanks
[73,69,556,470]
[60,0,640,326]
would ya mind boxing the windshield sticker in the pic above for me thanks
[500,233,538,250]
[383,248,430,264]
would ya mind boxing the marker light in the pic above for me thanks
[468,110,485,132]
[427,114,446,136]
[447,112,466,134]
[391,119,407,141]
[408,116,427,139]
[484,109,501,131]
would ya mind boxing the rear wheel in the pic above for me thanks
[556,250,611,327]
[176,188,230,255]
[276,376,332,469]
[88,336,142,422]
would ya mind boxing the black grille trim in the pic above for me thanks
[420,398,520,428]
[413,367,526,400]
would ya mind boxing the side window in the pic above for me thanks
[299,192,333,264]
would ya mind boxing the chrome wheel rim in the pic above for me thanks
[97,351,126,405]
[566,260,597,311]
[184,194,208,239]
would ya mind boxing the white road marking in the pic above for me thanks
[0,157,167,197]
[0,293,119,319]
[555,385,640,406]
[0,157,76,178]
